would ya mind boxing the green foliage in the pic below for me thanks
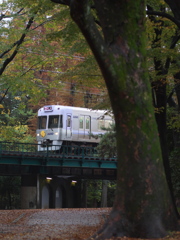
[147,0,166,10]
[0,92,34,125]
[0,91,35,142]
[96,123,117,158]
[0,124,35,142]
[45,4,106,107]
[0,176,21,209]
[0,0,107,110]
[9,0,55,15]
[86,179,116,207]
[106,180,116,207]
[146,1,180,207]
[87,123,117,208]
[167,104,180,132]
[0,0,68,104]
[87,180,102,207]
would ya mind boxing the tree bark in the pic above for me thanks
[100,180,107,208]
[51,0,179,238]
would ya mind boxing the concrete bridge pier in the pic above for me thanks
[21,174,38,209]
[20,174,81,209]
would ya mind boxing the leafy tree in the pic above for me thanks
[51,0,179,238]
[1,0,106,109]
[146,1,180,217]
[0,176,21,209]
[86,179,116,208]
[0,90,35,142]
[87,180,102,207]
[0,124,35,142]
[0,0,65,104]
[96,123,116,159]
[45,3,107,108]
[0,6,34,77]
[0,92,33,125]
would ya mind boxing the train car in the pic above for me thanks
[36,105,113,151]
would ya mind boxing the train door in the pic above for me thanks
[78,115,91,139]
[66,114,72,138]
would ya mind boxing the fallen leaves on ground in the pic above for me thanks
[0,209,179,240]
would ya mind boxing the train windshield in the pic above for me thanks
[48,115,63,128]
[38,116,47,129]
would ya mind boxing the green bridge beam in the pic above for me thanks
[0,142,117,179]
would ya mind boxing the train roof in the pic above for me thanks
[38,105,109,113]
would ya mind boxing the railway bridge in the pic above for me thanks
[0,142,117,209]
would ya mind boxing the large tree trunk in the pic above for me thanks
[52,0,179,238]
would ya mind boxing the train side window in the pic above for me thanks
[67,115,71,127]
[48,115,59,128]
[38,116,47,129]
[98,119,105,129]
[105,120,112,128]
[79,116,83,129]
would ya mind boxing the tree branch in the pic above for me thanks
[0,15,35,76]
[51,0,71,6]
[70,0,107,73]
[146,10,180,28]
[164,0,180,21]
[0,40,22,59]
[0,87,9,104]
[0,8,25,21]
[31,18,54,31]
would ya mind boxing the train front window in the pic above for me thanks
[38,116,47,129]
[48,115,63,128]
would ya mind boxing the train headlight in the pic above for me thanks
[55,132,58,135]
[37,133,39,136]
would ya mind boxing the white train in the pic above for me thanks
[36,105,113,151]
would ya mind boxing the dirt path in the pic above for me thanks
[0,208,110,239]
[0,209,180,240]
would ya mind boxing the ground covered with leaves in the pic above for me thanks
[0,208,179,240]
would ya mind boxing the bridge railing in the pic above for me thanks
[0,142,117,163]
[0,141,99,158]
